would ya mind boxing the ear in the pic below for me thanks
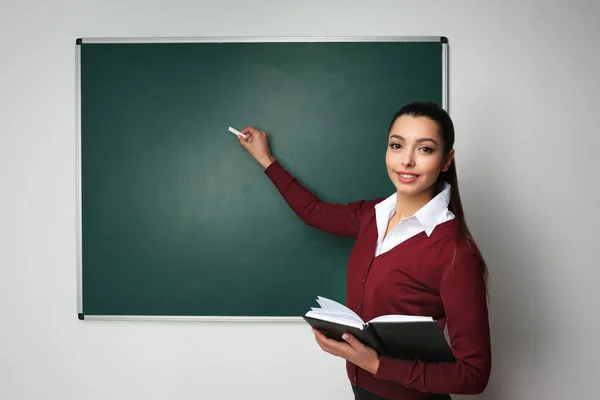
[441,149,455,172]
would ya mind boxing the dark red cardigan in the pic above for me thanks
[265,161,491,399]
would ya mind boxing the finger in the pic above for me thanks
[315,336,340,356]
[312,328,324,339]
[313,333,326,351]
[238,131,252,144]
[313,329,334,345]
[341,333,363,350]
[313,330,336,353]
[241,126,261,135]
[313,329,327,344]
[314,330,352,356]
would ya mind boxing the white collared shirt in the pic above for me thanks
[374,182,455,256]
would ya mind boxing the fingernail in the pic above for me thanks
[342,334,349,341]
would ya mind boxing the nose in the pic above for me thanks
[401,151,415,168]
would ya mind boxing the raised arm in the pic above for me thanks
[372,241,492,394]
[238,127,374,238]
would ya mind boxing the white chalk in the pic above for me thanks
[228,126,247,139]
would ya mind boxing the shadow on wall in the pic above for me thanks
[451,103,551,400]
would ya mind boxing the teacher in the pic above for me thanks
[238,102,491,400]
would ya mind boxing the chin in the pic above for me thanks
[392,179,436,197]
[394,185,423,196]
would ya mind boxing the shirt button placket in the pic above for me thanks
[358,258,374,315]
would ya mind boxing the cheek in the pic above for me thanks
[385,151,397,170]
[422,155,444,175]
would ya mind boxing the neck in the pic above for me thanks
[393,185,436,221]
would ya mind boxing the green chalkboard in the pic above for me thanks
[76,37,448,319]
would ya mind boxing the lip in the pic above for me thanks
[395,171,419,184]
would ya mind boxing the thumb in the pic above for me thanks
[238,134,251,148]
[342,333,357,348]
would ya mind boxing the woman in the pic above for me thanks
[238,102,491,400]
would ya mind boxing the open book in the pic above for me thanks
[303,296,455,362]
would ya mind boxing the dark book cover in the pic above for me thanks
[370,321,455,362]
[304,316,454,362]
[302,316,386,354]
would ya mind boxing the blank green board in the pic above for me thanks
[76,37,448,319]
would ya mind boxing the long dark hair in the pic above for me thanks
[388,102,488,283]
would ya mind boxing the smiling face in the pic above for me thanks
[386,115,454,199]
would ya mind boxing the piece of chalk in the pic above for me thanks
[228,126,247,139]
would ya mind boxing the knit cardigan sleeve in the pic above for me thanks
[373,241,492,394]
[264,161,376,238]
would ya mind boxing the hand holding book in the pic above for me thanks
[304,296,455,363]
[312,326,381,374]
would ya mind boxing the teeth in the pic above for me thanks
[400,174,416,178]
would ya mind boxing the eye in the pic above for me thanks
[419,146,434,153]
[388,143,402,150]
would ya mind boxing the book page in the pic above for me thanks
[309,309,359,318]
[316,296,362,320]
[369,314,434,323]
[305,310,365,330]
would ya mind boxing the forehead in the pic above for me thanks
[388,115,441,140]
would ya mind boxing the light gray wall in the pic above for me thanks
[2,1,599,399]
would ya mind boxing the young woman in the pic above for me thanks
[238,102,491,400]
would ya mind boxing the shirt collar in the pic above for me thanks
[375,182,452,236]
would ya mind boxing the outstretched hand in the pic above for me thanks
[238,126,276,169]
[312,329,380,374]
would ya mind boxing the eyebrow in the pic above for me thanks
[389,134,438,145]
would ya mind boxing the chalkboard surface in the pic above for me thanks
[76,37,448,319]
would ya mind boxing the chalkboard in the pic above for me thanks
[75,37,448,320]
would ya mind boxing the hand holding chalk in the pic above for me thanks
[228,126,247,139]
[236,126,276,169]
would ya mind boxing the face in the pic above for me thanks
[386,115,454,198]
